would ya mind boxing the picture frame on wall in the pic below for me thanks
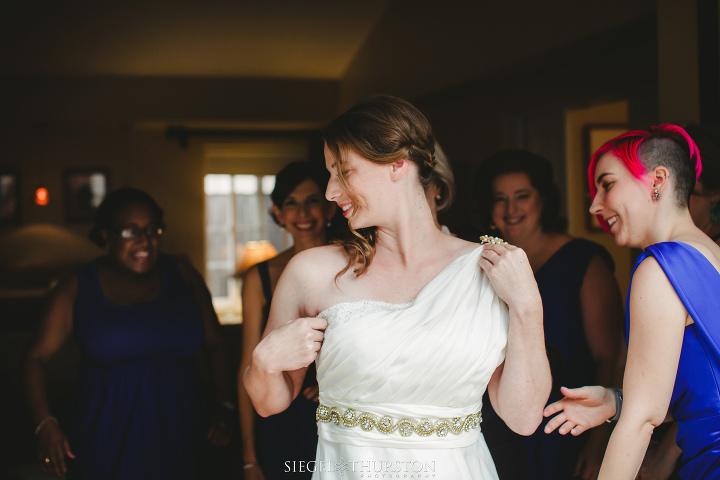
[582,124,627,232]
[0,169,20,225]
[64,169,109,222]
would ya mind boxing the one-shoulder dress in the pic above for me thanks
[314,247,508,479]
[629,242,720,479]
[69,255,206,480]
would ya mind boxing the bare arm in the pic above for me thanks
[483,244,552,435]
[598,258,686,480]
[24,276,78,477]
[238,266,265,472]
[177,256,232,447]
[243,254,327,417]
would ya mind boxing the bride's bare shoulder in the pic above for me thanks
[283,245,348,280]
[442,235,483,256]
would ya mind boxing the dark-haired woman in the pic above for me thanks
[244,96,551,479]
[24,188,232,479]
[239,162,337,480]
[475,151,624,480]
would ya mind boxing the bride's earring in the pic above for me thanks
[652,188,662,201]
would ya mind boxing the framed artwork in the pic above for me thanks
[0,169,20,224]
[582,125,627,231]
[64,169,109,222]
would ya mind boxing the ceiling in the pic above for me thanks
[0,0,659,114]
[0,0,389,79]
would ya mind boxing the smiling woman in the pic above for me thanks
[474,150,624,480]
[544,125,720,480]
[24,187,234,480]
[238,162,336,480]
[243,95,552,480]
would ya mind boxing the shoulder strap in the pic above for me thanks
[629,243,720,361]
[256,260,273,306]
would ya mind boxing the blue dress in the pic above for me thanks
[628,242,720,480]
[70,254,206,480]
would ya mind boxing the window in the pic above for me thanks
[202,139,310,323]
[204,174,291,323]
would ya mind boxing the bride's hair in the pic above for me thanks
[588,124,702,231]
[322,95,438,277]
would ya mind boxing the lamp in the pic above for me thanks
[34,187,49,206]
[234,240,278,277]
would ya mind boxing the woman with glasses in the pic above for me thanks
[24,188,233,479]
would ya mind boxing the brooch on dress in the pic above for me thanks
[479,235,507,245]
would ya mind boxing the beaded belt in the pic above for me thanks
[316,404,481,438]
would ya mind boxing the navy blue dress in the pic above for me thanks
[254,260,319,479]
[523,238,615,480]
[629,242,720,479]
[69,255,205,480]
[483,238,613,480]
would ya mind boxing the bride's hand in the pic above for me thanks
[479,244,541,312]
[253,317,327,373]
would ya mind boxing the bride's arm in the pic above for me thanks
[481,244,551,435]
[243,254,327,417]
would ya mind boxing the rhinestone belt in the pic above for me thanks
[316,404,482,437]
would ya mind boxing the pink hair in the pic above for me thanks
[587,124,702,231]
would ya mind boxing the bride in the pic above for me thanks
[243,95,551,479]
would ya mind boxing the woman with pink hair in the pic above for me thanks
[543,125,720,479]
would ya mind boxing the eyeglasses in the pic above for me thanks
[110,225,164,240]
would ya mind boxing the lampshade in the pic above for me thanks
[234,240,278,277]
[0,223,103,269]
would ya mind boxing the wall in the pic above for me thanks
[0,76,339,272]
[566,101,633,299]
[404,17,658,235]
[338,0,655,110]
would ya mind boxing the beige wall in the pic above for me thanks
[566,100,632,300]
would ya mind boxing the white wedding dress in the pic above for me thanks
[312,247,508,479]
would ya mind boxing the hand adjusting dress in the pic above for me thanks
[255,260,319,479]
[314,247,508,479]
[628,242,720,480]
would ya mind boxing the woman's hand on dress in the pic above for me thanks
[479,244,541,313]
[543,386,616,435]
[37,421,75,477]
[254,317,327,373]
[302,385,320,403]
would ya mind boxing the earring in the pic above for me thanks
[489,222,498,231]
[326,220,332,228]
[711,199,720,225]
[652,189,662,201]
[435,194,442,201]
